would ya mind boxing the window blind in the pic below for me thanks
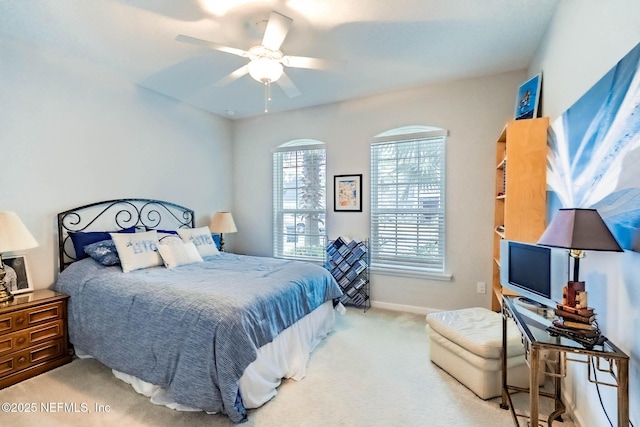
[370,133,446,272]
[273,147,326,261]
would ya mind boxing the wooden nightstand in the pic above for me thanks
[0,289,72,389]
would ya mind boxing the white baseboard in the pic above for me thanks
[370,300,440,316]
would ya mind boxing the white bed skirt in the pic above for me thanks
[76,300,336,413]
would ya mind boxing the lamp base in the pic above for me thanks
[0,266,13,303]
[0,283,14,303]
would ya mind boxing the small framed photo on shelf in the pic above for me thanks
[334,174,362,212]
[2,255,33,294]
[515,73,541,120]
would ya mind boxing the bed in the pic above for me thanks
[53,199,342,423]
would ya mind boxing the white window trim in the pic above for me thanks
[272,143,326,153]
[371,129,449,144]
[370,265,453,281]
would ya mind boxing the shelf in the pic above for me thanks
[324,237,370,312]
[491,118,549,311]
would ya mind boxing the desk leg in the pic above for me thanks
[617,358,629,427]
[549,355,565,424]
[529,346,540,427]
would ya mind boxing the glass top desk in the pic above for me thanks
[500,295,629,427]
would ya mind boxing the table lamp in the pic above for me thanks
[209,212,237,252]
[0,212,39,303]
[537,208,622,306]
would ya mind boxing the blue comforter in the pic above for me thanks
[54,253,342,423]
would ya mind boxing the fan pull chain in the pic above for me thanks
[264,81,272,113]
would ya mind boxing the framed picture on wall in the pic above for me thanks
[334,174,362,212]
[515,73,541,120]
[2,255,33,295]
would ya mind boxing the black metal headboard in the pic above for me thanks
[57,198,195,271]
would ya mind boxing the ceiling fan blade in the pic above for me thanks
[176,35,249,58]
[213,64,250,87]
[275,72,301,98]
[282,55,346,71]
[262,11,292,52]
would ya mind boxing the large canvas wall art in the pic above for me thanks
[547,42,640,251]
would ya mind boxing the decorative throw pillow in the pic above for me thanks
[83,239,121,266]
[158,233,183,245]
[177,227,220,257]
[153,229,179,235]
[212,233,221,250]
[158,241,203,269]
[110,230,162,273]
[69,226,136,260]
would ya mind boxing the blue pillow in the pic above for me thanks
[212,233,221,250]
[69,226,136,259]
[151,229,178,235]
[84,240,121,266]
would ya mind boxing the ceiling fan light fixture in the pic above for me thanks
[248,57,283,83]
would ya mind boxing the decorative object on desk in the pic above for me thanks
[0,211,39,303]
[555,305,595,323]
[537,208,623,307]
[552,301,602,348]
[334,174,362,212]
[546,323,605,349]
[514,73,541,120]
[209,211,237,252]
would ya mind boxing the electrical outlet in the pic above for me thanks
[476,282,486,294]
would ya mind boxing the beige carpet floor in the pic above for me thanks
[0,307,575,426]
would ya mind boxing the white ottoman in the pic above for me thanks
[426,307,532,399]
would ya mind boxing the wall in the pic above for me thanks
[529,1,640,425]
[0,36,234,289]
[232,70,526,313]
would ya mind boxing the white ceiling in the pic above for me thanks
[0,0,559,119]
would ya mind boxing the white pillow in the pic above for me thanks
[177,227,220,257]
[110,230,163,273]
[158,241,204,269]
[158,233,183,246]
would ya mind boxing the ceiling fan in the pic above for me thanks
[176,11,343,110]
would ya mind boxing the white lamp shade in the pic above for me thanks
[248,58,284,83]
[0,211,39,253]
[209,212,238,234]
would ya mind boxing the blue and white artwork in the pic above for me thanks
[515,73,541,119]
[547,42,640,251]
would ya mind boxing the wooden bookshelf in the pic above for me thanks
[491,117,549,311]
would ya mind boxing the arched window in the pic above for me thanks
[272,139,326,261]
[370,126,447,274]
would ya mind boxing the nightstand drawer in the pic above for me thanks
[0,338,66,377]
[0,320,65,357]
[0,301,64,334]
